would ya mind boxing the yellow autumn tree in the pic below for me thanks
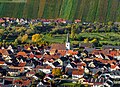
[84,38,89,43]
[90,38,97,43]
[21,34,28,43]
[52,68,62,76]
[32,34,42,43]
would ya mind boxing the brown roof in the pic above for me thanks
[92,49,109,55]
[36,65,52,69]
[8,66,24,72]
[0,49,9,55]
[72,69,84,75]
[5,78,13,81]
[76,62,86,66]
[94,58,116,64]
[51,43,66,50]
[14,79,31,86]
[27,71,35,75]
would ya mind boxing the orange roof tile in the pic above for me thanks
[18,62,26,67]
[35,55,42,58]
[23,80,31,86]
[67,50,78,55]
[94,58,116,64]
[58,50,66,56]
[111,64,117,69]
[29,53,34,58]
[0,61,4,64]
[110,50,118,56]
[0,49,9,55]
[17,52,27,57]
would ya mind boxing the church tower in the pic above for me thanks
[66,33,70,50]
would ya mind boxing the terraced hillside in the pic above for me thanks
[0,0,120,22]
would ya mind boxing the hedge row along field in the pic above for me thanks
[0,0,120,22]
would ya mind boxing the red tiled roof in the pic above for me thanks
[29,53,34,58]
[58,50,66,56]
[17,52,27,57]
[67,50,78,55]
[44,54,53,59]
[14,79,31,86]
[110,50,120,56]
[78,65,84,69]
[111,64,117,69]
[36,65,52,69]
[94,58,116,64]
[23,80,31,86]
[13,79,22,84]
[35,55,42,58]
[51,55,59,59]
[18,62,26,67]
[72,69,84,75]
[92,50,109,55]
[0,49,9,55]
[0,61,4,64]
[27,71,35,75]
[77,62,86,66]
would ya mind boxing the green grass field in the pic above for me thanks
[0,0,120,22]
[42,32,120,46]
[60,82,81,87]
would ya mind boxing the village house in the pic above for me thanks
[72,69,84,79]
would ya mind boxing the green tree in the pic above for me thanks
[35,71,46,79]
[0,29,4,35]
[71,24,77,39]
[26,29,35,35]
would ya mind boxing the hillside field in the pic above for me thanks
[0,0,120,22]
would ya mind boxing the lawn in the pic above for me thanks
[60,82,81,87]
[43,32,120,46]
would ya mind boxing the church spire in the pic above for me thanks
[66,33,70,42]
[66,33,70,50]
